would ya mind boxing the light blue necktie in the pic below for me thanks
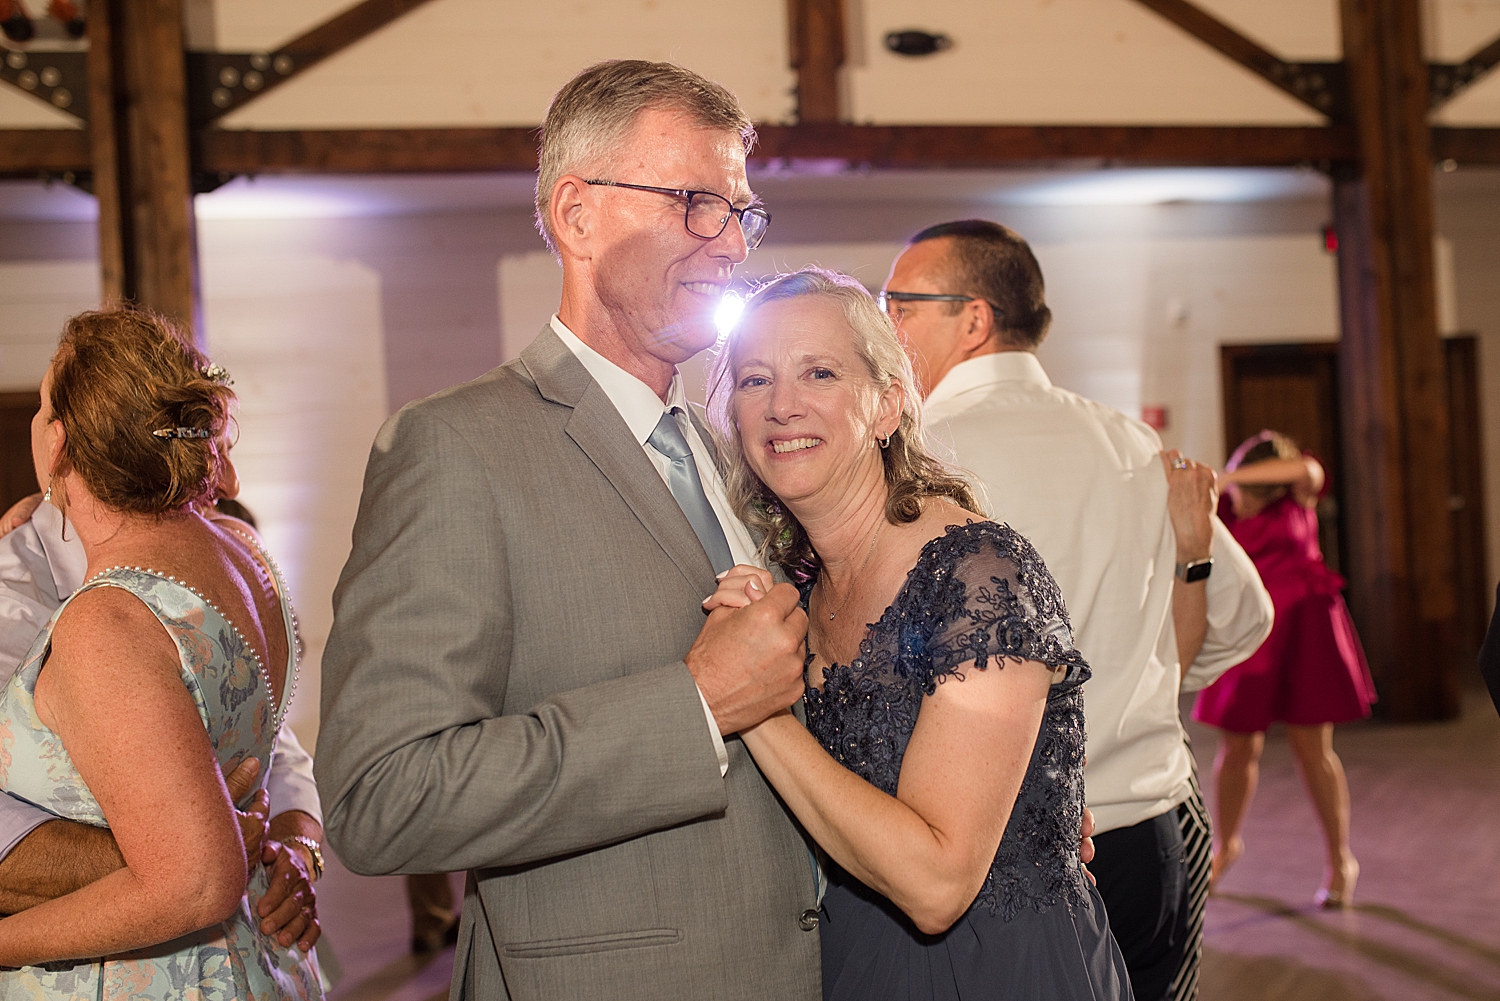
[648,408,735,576]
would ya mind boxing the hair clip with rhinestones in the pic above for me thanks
[152,427,214,439]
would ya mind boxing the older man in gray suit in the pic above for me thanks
[316,61,820,1000]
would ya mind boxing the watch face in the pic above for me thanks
[1184,561,1213,583]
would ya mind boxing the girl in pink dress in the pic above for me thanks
[1192,431,1376,908]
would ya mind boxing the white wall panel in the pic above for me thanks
[0,260,97,389]
[220,0,795,129]
[199,245,388,746]
[846,0,1323,124]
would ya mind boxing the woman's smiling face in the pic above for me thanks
[730,295,897,508]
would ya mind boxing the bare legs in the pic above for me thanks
[1209,730,1262,888]
[1286,723,1358,907]
[1210,724,1358,905]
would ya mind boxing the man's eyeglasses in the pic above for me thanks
[878,290,1001,320]
[585,180,771,249]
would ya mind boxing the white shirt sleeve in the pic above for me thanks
[697,685,730,777]
[1181,517,1275,693]
[266,722,325,825]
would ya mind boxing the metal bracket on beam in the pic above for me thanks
[186,50,302,129]
[1266,61,1348,120]
[0,46,87,121]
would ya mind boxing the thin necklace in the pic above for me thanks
[820,519,884,621]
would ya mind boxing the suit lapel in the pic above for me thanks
[521,326,719,594]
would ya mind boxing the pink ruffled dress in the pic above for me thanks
[1192,491,1377,734]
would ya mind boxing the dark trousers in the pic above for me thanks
[1091,808,1190,1001]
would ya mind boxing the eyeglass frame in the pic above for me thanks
[878,290,1003,319]
[583,179,771,249]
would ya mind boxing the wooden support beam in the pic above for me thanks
[0,128,89,174]
[1430,33,1500,108]
[1432,126,1500,164]
[192,0,442,125]
[12,123,1499,177]
[87,0,201,332]
[1130,0,1343,117]
[788,0,845,123]
[192,123,1357,175]
[1334,0,1459,722]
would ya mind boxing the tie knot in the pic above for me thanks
[649,409,692,462]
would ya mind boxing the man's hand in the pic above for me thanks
[224,757,270,866]
[257,839,320,952]
[1161,451,1216,562]
[687,581,808,736]
[0,492,42,536]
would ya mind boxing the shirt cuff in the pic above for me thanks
[697,685,729,777]
[0,793,55,862]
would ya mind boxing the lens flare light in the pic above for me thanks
[715,292,746,336]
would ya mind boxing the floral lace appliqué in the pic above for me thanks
[802,520,1091,921]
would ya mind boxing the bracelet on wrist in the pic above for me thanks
[286,835,325,881]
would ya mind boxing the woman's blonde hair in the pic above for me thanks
[705,267,980,581]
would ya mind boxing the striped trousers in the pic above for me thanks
[1170,767,1213,1001]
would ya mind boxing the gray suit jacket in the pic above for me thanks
[316,327,821,1000]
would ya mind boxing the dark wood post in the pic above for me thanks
[788,0,845,124]
[86,0,201,336]
[1334,0,1460,720]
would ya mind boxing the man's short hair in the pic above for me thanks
[534,60,756,256]
[908,220,1053,349]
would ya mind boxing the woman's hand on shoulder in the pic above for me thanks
[702,564,776,612]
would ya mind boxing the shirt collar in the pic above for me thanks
[925,351,1052,410]
[550,315,686,444]
[33,501,88,597]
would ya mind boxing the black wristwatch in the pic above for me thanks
[1175,557,1213,583]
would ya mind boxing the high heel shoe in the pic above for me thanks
[1315,857,1359,908]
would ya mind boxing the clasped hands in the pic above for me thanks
[223,759,321,953]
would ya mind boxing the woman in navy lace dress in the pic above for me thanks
[704,269,1130,1000]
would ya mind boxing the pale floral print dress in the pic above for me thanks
[0,553,322,1001]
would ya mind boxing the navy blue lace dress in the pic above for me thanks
[804,521,1132,1001]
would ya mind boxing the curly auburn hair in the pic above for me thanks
[705,267,982,582]
[46,308,235,518]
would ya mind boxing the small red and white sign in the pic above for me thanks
[1142,405,1169,430]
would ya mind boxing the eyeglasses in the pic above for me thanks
[877,290,1001,320]
[585,179,771,249]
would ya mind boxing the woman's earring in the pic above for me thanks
[42,485,51,503]
[879,433,892,449]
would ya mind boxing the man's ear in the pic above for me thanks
[549,175,592,259]
[960,298,997,352]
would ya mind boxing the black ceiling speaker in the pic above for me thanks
[885,30,952,57]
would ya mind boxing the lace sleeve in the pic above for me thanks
[919,523,1090,692]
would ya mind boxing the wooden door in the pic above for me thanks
[1220,343,1346,574]
[0,391,40,513]
[1444,336,1490,667]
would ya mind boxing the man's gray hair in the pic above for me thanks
[534,60,757,256]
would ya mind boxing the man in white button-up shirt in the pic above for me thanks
[883,220,1272,1001]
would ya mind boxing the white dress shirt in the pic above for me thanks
[551,316,755,776]
[0,502,324,860]
[925,352,1273,834]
